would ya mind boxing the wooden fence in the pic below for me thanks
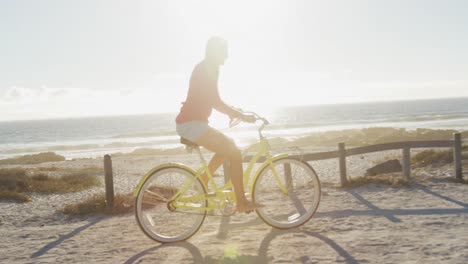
[244,132,465,186]
[103,133,465,207]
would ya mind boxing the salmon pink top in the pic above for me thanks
[175,61,241,124]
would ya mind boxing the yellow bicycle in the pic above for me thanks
[134,112,321,243]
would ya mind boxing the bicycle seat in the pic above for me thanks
[180,137,199,148]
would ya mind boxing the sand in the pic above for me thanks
[1,150,467,263]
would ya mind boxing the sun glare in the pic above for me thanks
[166,1,318,112]
[169,0,279,39]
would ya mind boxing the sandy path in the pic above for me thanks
[1,153,467,263]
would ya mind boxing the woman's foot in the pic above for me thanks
[235,200,264,214]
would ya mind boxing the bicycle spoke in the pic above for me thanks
[288,191,307,215]
[135,167,207,243]
[144,189,168,202]
[253,158,321,229]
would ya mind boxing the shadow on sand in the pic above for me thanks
[30,183,467,262]
[31,217,103,258]
[325,185,468,223]
[125,183,468,263]
[124,227,358,263]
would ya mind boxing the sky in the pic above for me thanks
[1,0,468,121]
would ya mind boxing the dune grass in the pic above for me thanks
[36,166,60,171]
[343,174,411,188]
[411,149,453,167]
[59,185,181,216]
[0,191,32,202]
[0,152,65,165]
[60,192,134,216]
[0,167,101,203]
[279,127,468,148]
[32,166,103,175]
[27,172,100,193]
[0,170,100,194]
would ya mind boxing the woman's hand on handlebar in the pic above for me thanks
[229,113,256,128]
[241,114,256,123]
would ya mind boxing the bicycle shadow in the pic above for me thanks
[124,228,358,264]
[259,229,359,264]
[125,183,468,263]
[217,215,263,239]
[123,241,205,264]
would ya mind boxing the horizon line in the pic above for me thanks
[2,95,468,123]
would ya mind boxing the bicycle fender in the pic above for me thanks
[133,163,196,197]
[249,153,289,194]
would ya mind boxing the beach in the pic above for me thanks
[1,149,467,263]
[3,1,468,262]
[2,97,468,160]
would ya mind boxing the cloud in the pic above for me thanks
[0,80,184,121]
[2,86,41,101]
[0,86,75,103]
[0,86,124,104]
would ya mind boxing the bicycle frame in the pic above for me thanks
[133,138,288,213]
[134,113,289,212]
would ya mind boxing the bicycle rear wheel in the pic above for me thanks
[135,166,207,243]
[253,157,321,229]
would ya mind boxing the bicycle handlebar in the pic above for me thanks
[241,111,270,125]
[229,110,270,138]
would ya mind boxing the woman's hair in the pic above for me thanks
[205,36,227,58]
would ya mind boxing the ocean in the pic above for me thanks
[1,97,468,159]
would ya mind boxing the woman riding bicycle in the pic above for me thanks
[175,36,262,213]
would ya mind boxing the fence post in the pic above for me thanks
[104,154,114,210]
[338,143,348,186]
[453,133,462,179]
[402,147,411,180]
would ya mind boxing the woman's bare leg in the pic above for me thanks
[195,127,262,212]
[201,153,225,186]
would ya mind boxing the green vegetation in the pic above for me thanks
[0,169,100,194]
[0,191,32,202]
[0,167,101,202]
[28,173,100,193]
[411,150,453,167]
[60,192,134,216]
[104,128,468,157]
[343,174,411,188]
[36,166,60,171]
[274,127,468,148]
[64,166,104,175]
[0,152,65,165]
[0,168,28,192]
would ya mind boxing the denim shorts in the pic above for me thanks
[176,121,209,142]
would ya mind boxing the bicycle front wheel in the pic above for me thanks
[135,166,207,243]
[253,157,321,229]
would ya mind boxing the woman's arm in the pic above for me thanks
[212,86,242,119]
